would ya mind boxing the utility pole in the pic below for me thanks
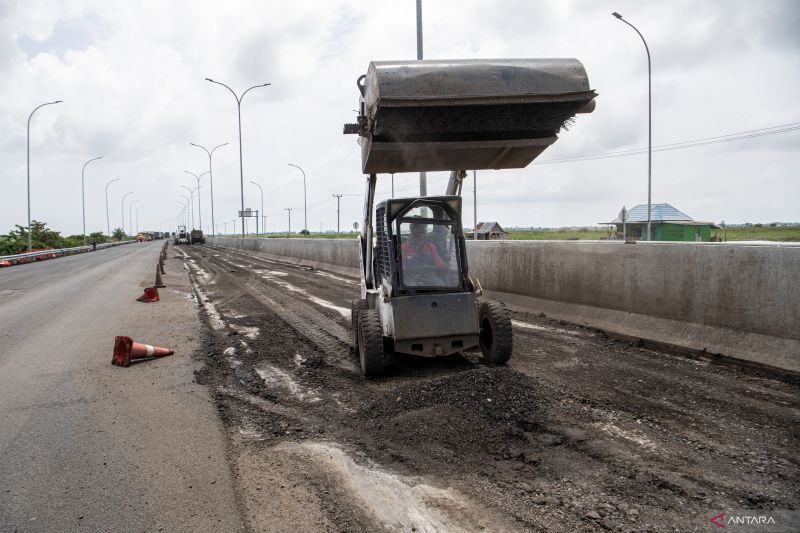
[332,194,343,234]
[473,170,477,240]
[285,208,292,237]
[415,0,427,197]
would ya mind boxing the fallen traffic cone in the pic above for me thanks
[154,265,166,288]
[112,336,174,367]
[135,286,160,303]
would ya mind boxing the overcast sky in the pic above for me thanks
[1,0,798,236]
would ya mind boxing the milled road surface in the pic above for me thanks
[183,243,799,532]
[0,242,242,532]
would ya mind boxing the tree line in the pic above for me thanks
[0,221,127,255]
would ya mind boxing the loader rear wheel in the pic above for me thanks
[358,310,385,377]
[478,301,513,364]
[350,299,369,353]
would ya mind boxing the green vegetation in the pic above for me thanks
[722,226,800,242]
[0,221,118,255]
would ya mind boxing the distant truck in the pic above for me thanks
[189,229,205,245]
[174,226,189,245]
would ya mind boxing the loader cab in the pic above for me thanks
[374,196,469,296]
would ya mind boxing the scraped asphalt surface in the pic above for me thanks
[181,243,798,532]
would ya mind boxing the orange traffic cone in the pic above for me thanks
[112,336,174,367]
[154,265,165,288]
[159,258,166,274]
[135,286,160,303]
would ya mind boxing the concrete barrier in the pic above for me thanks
[207,237,800,372]
[0,240,138,267]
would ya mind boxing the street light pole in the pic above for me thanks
[184,170,209,232]
[285,208,292,237]
[129,200,140,236]
[415,0,427,197]
[205,78,270,239]
[250,180,265,236]
[473,170,477,240]
[26,99,62,251]
[81,155,103,245]
[105,178,120,237]
[121,192,134,238]
[613,12,652,241]
[332,194,342,234]
[190,142,228,236]
[135,204,144,234]
[288,163,307,234]
[180,185,195,229]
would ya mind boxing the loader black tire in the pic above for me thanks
[478,301,513,364]
[350,299,369,353]
[358,309,385,378]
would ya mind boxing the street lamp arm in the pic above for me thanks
[190,142,211,157]
[613,14,651,62]
[205,78,240,102]
[241,83,271,102]
[82,155,103,173]
[28,100,62,125]
[210,143,228,155]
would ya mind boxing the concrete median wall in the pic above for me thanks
[207,237,800,372]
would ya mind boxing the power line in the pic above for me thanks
[534,121,800,165]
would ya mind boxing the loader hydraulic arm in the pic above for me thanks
[445,170,468,196]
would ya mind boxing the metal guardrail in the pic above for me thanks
[0,240,138,267]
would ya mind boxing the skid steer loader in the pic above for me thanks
[344,59,596,377]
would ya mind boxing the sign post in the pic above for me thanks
[238,208,260,236]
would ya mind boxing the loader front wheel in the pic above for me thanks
[350,299,369,353]
[478,301,513,364]
[358,310,385,377]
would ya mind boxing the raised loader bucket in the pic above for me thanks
[344,59,596,174]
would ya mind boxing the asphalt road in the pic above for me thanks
[0,242,243,532]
